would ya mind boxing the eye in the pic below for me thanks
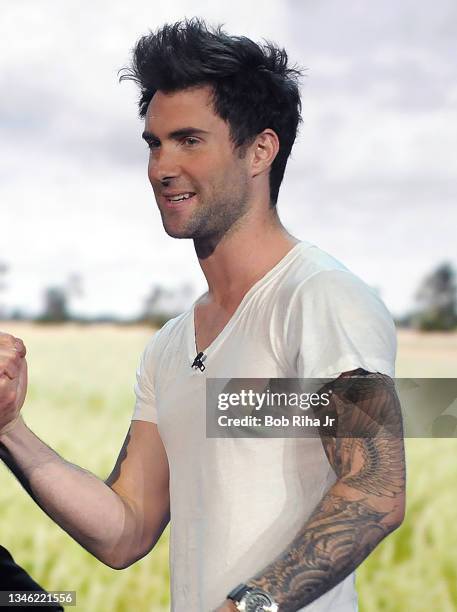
[146,139,160,150]
[182,136,200,146]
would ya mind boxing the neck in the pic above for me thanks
[194,208,300,307]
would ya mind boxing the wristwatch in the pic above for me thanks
[227,583,279,611]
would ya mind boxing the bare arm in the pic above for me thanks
[222,369,406,611]
[0,332,169,570]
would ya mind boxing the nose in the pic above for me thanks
[148,147,180,185]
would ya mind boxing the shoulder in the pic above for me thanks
[278,243,390,317]
[278,246,397,377]
[296,267,390,317]
[275,243,392,324]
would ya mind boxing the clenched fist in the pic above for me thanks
[0,333,28,437]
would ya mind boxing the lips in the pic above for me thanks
[162,191,197,208]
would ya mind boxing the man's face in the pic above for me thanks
[143,85,251,240]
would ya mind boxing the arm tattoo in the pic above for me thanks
[247,370,406,611]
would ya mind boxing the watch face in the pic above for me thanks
[245,592,271,612]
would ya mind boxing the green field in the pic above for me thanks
[0,324,456,611]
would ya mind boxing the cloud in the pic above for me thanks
[1,0,455,318]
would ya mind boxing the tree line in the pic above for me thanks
[0,261,456,331]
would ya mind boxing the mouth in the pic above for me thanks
[162,191,197,208]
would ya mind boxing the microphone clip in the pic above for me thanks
[191,351,207,372]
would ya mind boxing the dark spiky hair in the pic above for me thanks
[120,18,304,205]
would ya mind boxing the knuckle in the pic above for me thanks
[0,334,25,352]
[11,351,21,365]
[14,338,26,356]
[0,333,15,346]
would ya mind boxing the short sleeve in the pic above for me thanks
[287,269,397,379]
[132,334,159,423]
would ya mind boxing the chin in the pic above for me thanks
[163,224,195,239]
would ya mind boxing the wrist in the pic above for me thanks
[0,415,25,441]
[227,582,278,611]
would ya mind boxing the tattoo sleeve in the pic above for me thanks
[247,369,406,611]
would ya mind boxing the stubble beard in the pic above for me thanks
[163,173,251,259]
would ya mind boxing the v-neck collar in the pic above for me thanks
[186,241,311,363]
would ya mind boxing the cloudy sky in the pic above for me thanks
[1,0,455,319]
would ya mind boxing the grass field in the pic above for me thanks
[0,323,456,611]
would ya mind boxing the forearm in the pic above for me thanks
[247,478,402,611]
[246,369,406,611]
[0,417,138,569]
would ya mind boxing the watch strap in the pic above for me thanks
[227,583,251,604]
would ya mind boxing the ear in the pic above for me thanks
[250,129,280,178]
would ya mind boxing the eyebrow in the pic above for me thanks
[141,127,210,141]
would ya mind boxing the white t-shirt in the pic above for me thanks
[132,241,396,612]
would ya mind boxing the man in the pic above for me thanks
[0,19,405,612]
